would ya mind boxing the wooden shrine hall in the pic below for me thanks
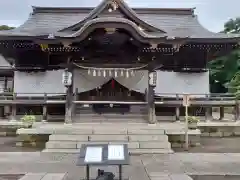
[0,0,239,123]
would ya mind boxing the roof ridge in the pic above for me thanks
[32,6,194,15]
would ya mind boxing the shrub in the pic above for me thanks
[186,116,200,124]
[21,115,36,126]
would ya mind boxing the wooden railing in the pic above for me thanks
[0,92,237,106]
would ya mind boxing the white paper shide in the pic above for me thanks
[84,146,103,163]
[108,145,125,160]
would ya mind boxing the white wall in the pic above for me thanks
[13,69,210,97]
[155,70,210,97]
[0,54,11,68]
[14,70,66,96]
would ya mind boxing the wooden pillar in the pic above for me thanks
[65,60,74,124]
[205,107,212,122]
[175,107,180,122]
[234,100,240,121]
[147,71,156,124]
[219,106,224,120]
[175,95,180,121]
[42,93,47,122]
[11,93,16,121]
[72,88,78,120]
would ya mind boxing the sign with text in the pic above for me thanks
[62,71,72,86]
[183,95,190,107]
[84,146,102,163]
[108,145,125,160]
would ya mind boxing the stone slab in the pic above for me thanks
[19,173,46,180]
[93,128,127,134]
[169,174,193,180]
[128,129,165,135]
[89,135,128,141]
[76,141,139,149]
[41,173,67,180]
[128,135,168,142]
[49,135,88,141]
[139,142,171,149]
[129,149,173,154]
[46,141,77,149]
[42,149,80,153]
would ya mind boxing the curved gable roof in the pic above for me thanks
[60,0,165,33]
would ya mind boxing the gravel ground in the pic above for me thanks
[0,137,43,152]
[173,137,240,153]
[0,175,23,180]
[191,175,240,180]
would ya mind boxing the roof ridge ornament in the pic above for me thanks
[108,0,119,12]
[48,33,55,39]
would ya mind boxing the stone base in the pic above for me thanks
[198,122,240,137]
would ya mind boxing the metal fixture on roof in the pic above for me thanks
[48,33,55,39]
[138,26,144,31]
[108,0,118,12]
[105,28,116,34]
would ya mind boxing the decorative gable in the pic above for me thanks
[60,0,165,33]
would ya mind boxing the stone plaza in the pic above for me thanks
[1,152,240,180]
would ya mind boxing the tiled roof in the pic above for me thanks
[0,0,239,42]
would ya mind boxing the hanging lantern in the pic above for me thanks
[121,70,124,76]
[103,70,106,77]
[93,70,96,77]
[114,70,118,77]
[98,70,101,76]
[126,71,129,78]
[88,69,91,75]
[131,70,135,76]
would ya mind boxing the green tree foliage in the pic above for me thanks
[0,25,15,31]
[208,17,240,94]
[223,17,240,33]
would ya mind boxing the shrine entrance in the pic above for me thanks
[78,78,145,114]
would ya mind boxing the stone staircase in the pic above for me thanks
[73,104,148,123]
[42,123,173,154]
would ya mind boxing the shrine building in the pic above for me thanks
[0,0,239,123]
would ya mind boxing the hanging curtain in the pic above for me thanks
[73,70,111,93]
[73,70,148,94]
[111,79,115,89]
[115,70,148,93]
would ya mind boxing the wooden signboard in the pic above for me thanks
[183,95,190,107]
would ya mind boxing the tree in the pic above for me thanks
[223,18,240,34]
[0,25,15,31]
[208,17,240,94]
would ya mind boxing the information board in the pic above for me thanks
[84,146,102,163]
[108,145,124,160]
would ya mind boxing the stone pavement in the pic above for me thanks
[1,152,240,179]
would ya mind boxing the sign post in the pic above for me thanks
[77,144,129,180]
[183,94,190,151]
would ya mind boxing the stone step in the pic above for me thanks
[42,148,173,154]
[46,141,171,149]
[45,128,165,135]
[74,113,147,117]
[19,173,67,180]
[48,134,169,142]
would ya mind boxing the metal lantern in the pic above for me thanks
[149,71,157,87]
[62,70,72,86]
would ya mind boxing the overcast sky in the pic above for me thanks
[0,0,239,32]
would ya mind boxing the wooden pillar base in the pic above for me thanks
[234,102,240,121]
[175,107,180,122]
[148,107,156,124]
[205,107,213,122]
[219,106,224,120]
